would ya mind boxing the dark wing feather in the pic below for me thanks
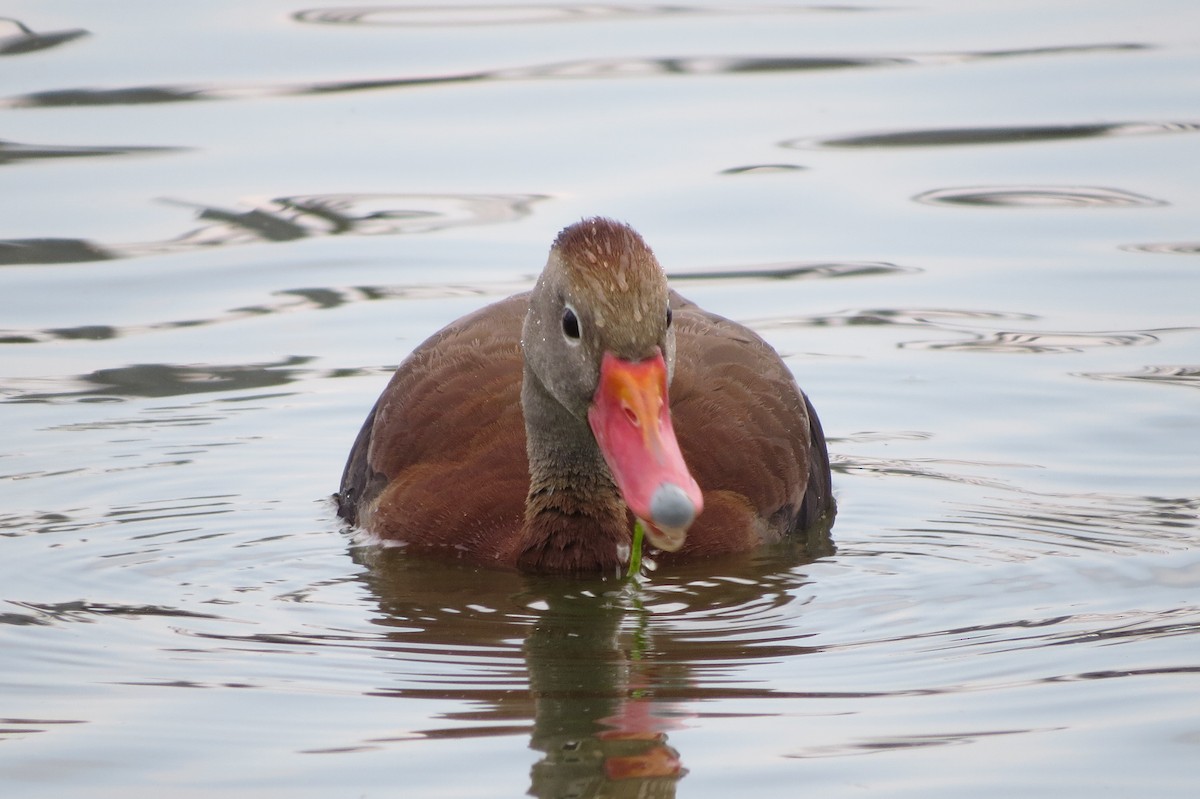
[667,290,834,554]
[336,399,382,526]
[336,293,531,553]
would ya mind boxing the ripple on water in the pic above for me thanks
[1122,241,1200,255]
[0,139,184,166]
[0,18,88,56]
[670,260,918,283]
[1078,364,1200,390]
[0,495,240,540]
[0,717,87,744]
[0,259,907,350]
[757,307,1038,330]
[0,192,546,266]
[750,307,1195,355]
[4,477,1198,787]
[903,329,1168,354]
[3,41,1154,111]
[719,163,807,175]
[3,359,314,403]
[913,185,1168,208]
[292,4,850,27]
[0,280,520,345]
[902,493,1200,561]
[784,119,1200,149]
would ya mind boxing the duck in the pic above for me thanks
[337,217,835,574]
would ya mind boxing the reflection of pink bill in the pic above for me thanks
[603,744,684,781]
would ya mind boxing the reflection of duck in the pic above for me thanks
[522,586,687,797]
[352,542,830,798]
[338,218,835,573]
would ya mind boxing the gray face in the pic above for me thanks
[521,249,676,423]
[521,259,599,421]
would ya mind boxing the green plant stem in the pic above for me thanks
[626,519,646,578]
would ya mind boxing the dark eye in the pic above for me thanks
[666,306,673,328]
[562,307,580,340]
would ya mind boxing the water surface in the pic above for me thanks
[2,1,1199,796]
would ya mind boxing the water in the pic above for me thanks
[2,1,1199,796]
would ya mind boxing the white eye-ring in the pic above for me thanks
[561,303,581,344]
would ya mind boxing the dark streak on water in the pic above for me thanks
[0,44,1154,111]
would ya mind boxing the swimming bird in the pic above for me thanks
[337,218,834,573]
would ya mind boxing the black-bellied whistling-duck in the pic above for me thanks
[337,218,835,574]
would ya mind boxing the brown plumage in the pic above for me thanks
[337,218,835,574]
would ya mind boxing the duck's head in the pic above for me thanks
[521,217,703,551]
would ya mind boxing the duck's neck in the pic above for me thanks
[517,366,630,573]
